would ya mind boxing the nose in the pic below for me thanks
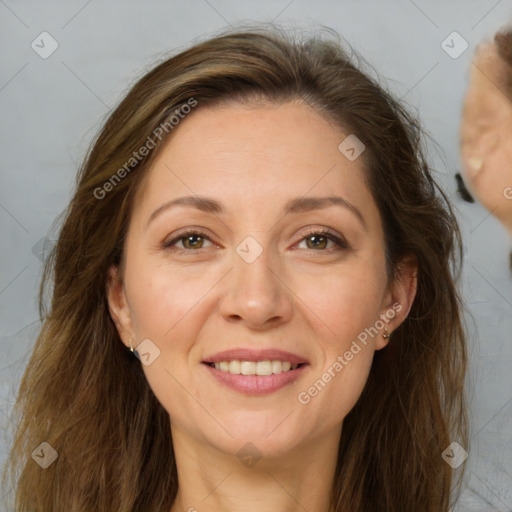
[218,238,294,330]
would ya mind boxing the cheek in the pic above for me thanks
[123,254,228,409]
[126,258,214,342]
[127,271,204,424]
[122,257,203,391]
[295,255,386,343]
[292,256,386,426]
[296,327,376,436]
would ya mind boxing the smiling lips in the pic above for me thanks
[202,348,309,395]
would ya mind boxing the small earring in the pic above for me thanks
[128,338,140,359]
[383,328,391,339]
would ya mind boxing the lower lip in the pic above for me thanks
[202,363,308,395]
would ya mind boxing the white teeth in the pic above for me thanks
[211,360,300,375]
[240,361,256,375]
[256,360,273,376]
[229,360,240,374]
[272,360,282,374]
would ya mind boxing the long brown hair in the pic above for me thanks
[2,24,468,511]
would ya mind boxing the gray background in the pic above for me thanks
[1,0,511,510]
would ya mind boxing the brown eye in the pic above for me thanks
[182,234,205,250]
[297,229,348,252]
[162,230,213,251]
[305,234,329,250]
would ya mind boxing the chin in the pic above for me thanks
[203,410,306,458]
[213,430,303,464]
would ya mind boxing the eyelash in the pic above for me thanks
[162,227,349,254]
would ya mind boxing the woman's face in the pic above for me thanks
[108,100,413,459]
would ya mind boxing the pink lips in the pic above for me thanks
[203,363,307,395]
[201,348,309,396]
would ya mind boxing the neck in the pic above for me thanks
[169,423,341,512]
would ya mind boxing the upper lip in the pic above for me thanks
[202,348,309,365]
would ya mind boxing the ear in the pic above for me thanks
[375,256,418,350]
[106,264,135,348]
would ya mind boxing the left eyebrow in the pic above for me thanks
[282,196,366,228]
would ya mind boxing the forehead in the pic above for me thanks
[132,101,379,226]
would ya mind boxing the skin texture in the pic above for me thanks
[107,101,417,512]
[460,40,512,235]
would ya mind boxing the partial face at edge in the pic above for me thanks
[107,100,415,458]
[460,41,512,232]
